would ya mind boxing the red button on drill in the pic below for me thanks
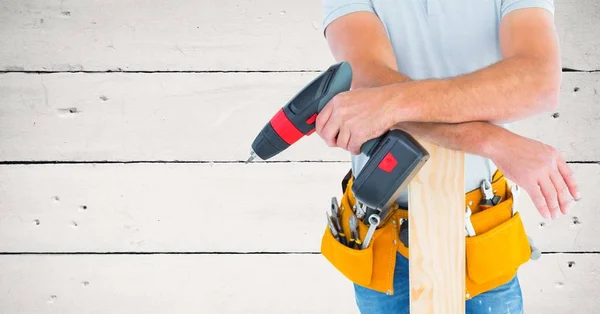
[378,152,398,173]
[306,113,317,125]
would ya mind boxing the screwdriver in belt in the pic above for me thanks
[326,213,342,243]
[330,197,348,246]
[349,214,361,249]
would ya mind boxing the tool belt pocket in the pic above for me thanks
[466,196,531,286]
[320,174,399,294]
[320,224,376,287]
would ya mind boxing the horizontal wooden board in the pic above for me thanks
[0,0,598,71]
[0,72,598,162]
[0,163,598,253]
[0,253,597,313]
[555,0,600,71]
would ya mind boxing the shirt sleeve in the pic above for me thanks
[501,0,555,17]
[322,0,374,35]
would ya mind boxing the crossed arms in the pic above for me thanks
[315,8,579,219]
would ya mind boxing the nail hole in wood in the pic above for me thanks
[33,219,40,226]
[573,87,580,92]
[572,216,581,225]
[568,261,575,268]
[552,112,560,119]
[539,222,546,227]
[48,295,57,303]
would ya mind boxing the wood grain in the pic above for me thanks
[408,144,465,313]
[0,0,598,71]
[0,72,597,162]
[1,163,598,253]
[0,253,597,313]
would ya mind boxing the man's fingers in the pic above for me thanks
[348,135,362,155]
[315,103,333,135]
[550,170,573,215]
[539,178,560,219]
[336,126,351,151]
[557,157,580,200]
[347,135,361,155]
[319,113,341,147]
[528,185,551,219]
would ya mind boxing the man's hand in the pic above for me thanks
[315,87,397,155]
[485,131,580,219]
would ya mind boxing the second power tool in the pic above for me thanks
[247,62,429,219]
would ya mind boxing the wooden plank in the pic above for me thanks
[0,0,330,72]
[511,72,600,161]
[0,253,597,313]
[409,145,465,313]
[519,253,600,313]
[555,0,600,71]
[0,72,343,162]
[0,163,598,253]
[0,0,598,71]
[0,72,598,162]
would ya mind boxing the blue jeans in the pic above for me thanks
[354,253,523,314]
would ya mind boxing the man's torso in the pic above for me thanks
[351,0,509,206]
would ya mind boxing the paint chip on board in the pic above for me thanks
[61,11,71,16]
[554,281,565,288]
[99,95,109,101]
[81,281,90,287]
[56,107,79,117]
[48,295,57,303]
[52,196,60,202]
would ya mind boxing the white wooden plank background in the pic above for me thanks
[0,163,597,253]
[0,0,599,71]
[0,72,598,162]
[1,0,599,313]
[0,254,598,314]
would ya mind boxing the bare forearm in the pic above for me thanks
[347,61,508,157]
[387,55,561,124]
[394,121,508,157]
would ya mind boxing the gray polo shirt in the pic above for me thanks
[322,0,554,207]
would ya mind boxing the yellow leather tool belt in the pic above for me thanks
[320,170,532,299]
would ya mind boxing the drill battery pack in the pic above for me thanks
[351,129,429,225]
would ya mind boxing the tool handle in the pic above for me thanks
[316,62,353,113]
[313,62,381,157]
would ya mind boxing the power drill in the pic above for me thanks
[247,62,429,222]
